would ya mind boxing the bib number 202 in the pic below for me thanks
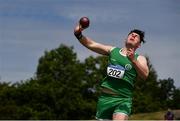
[107,65,125,79]
[108,68,121,78]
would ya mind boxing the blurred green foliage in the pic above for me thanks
[0,44,179,119]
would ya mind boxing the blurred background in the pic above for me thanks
[0,0,179,120]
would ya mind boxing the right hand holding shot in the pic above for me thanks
[79,17,90,29]
[74,17,90,40]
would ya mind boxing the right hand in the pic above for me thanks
[74,24,84,35]
[74,24,85,40]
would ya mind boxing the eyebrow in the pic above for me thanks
[131,33,140,37]
[132,33,139,35]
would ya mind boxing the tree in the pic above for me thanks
[158,78,175,100]
[35,44,97,119]
[0,82,18,119]
[172,88,180,109]
[158,78,176,108]
[0,44,178,119]
[83,56,108,92]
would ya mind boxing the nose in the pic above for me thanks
[132,34,137,38]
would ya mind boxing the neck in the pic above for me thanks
[121,47,128,55]
[121,47,136,55]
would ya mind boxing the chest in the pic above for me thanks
[109,50,133,69]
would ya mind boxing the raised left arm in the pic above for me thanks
[132,55,149,80]
[127,48,149,80]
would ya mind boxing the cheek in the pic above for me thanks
[136,37,141,42]
[127,36,131,41]
[135,38,140,43]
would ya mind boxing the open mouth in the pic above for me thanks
[130,38,134,41]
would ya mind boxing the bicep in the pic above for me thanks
[89,42,114,55]
[137,56,149,73]
[80,36,113,55]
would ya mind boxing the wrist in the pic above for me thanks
[74,31,83,40]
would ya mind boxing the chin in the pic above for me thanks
[126,42,134,46]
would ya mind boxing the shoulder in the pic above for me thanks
[137,55,146,60]
[108,46,118,53]
[137,55,148,64]
[109,47,121,52]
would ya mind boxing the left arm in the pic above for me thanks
[127,48,149,80]
[132,55,149,80]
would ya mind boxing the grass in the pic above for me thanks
[129,110,180,120]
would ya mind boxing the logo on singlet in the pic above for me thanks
[125,64,132,70]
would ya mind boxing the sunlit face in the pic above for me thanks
[125,32,141,48]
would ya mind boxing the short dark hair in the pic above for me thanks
[129,29,145,43]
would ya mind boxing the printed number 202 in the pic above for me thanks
[108,69,121,78]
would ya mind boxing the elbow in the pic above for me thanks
[143,73,149,80]
[139,71,149,80]
[143,71,149,80]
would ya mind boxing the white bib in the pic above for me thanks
[107,64,125,79]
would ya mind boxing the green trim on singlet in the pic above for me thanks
[100,47,139,98]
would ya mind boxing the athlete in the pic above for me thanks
[74,22,149,120]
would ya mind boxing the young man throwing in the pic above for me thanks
[74,20,149,120]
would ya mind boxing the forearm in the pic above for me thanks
[74,28,94,48]
[74,31,111,55]
[79,35,95,49]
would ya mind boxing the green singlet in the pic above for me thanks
[96,47,139,119]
